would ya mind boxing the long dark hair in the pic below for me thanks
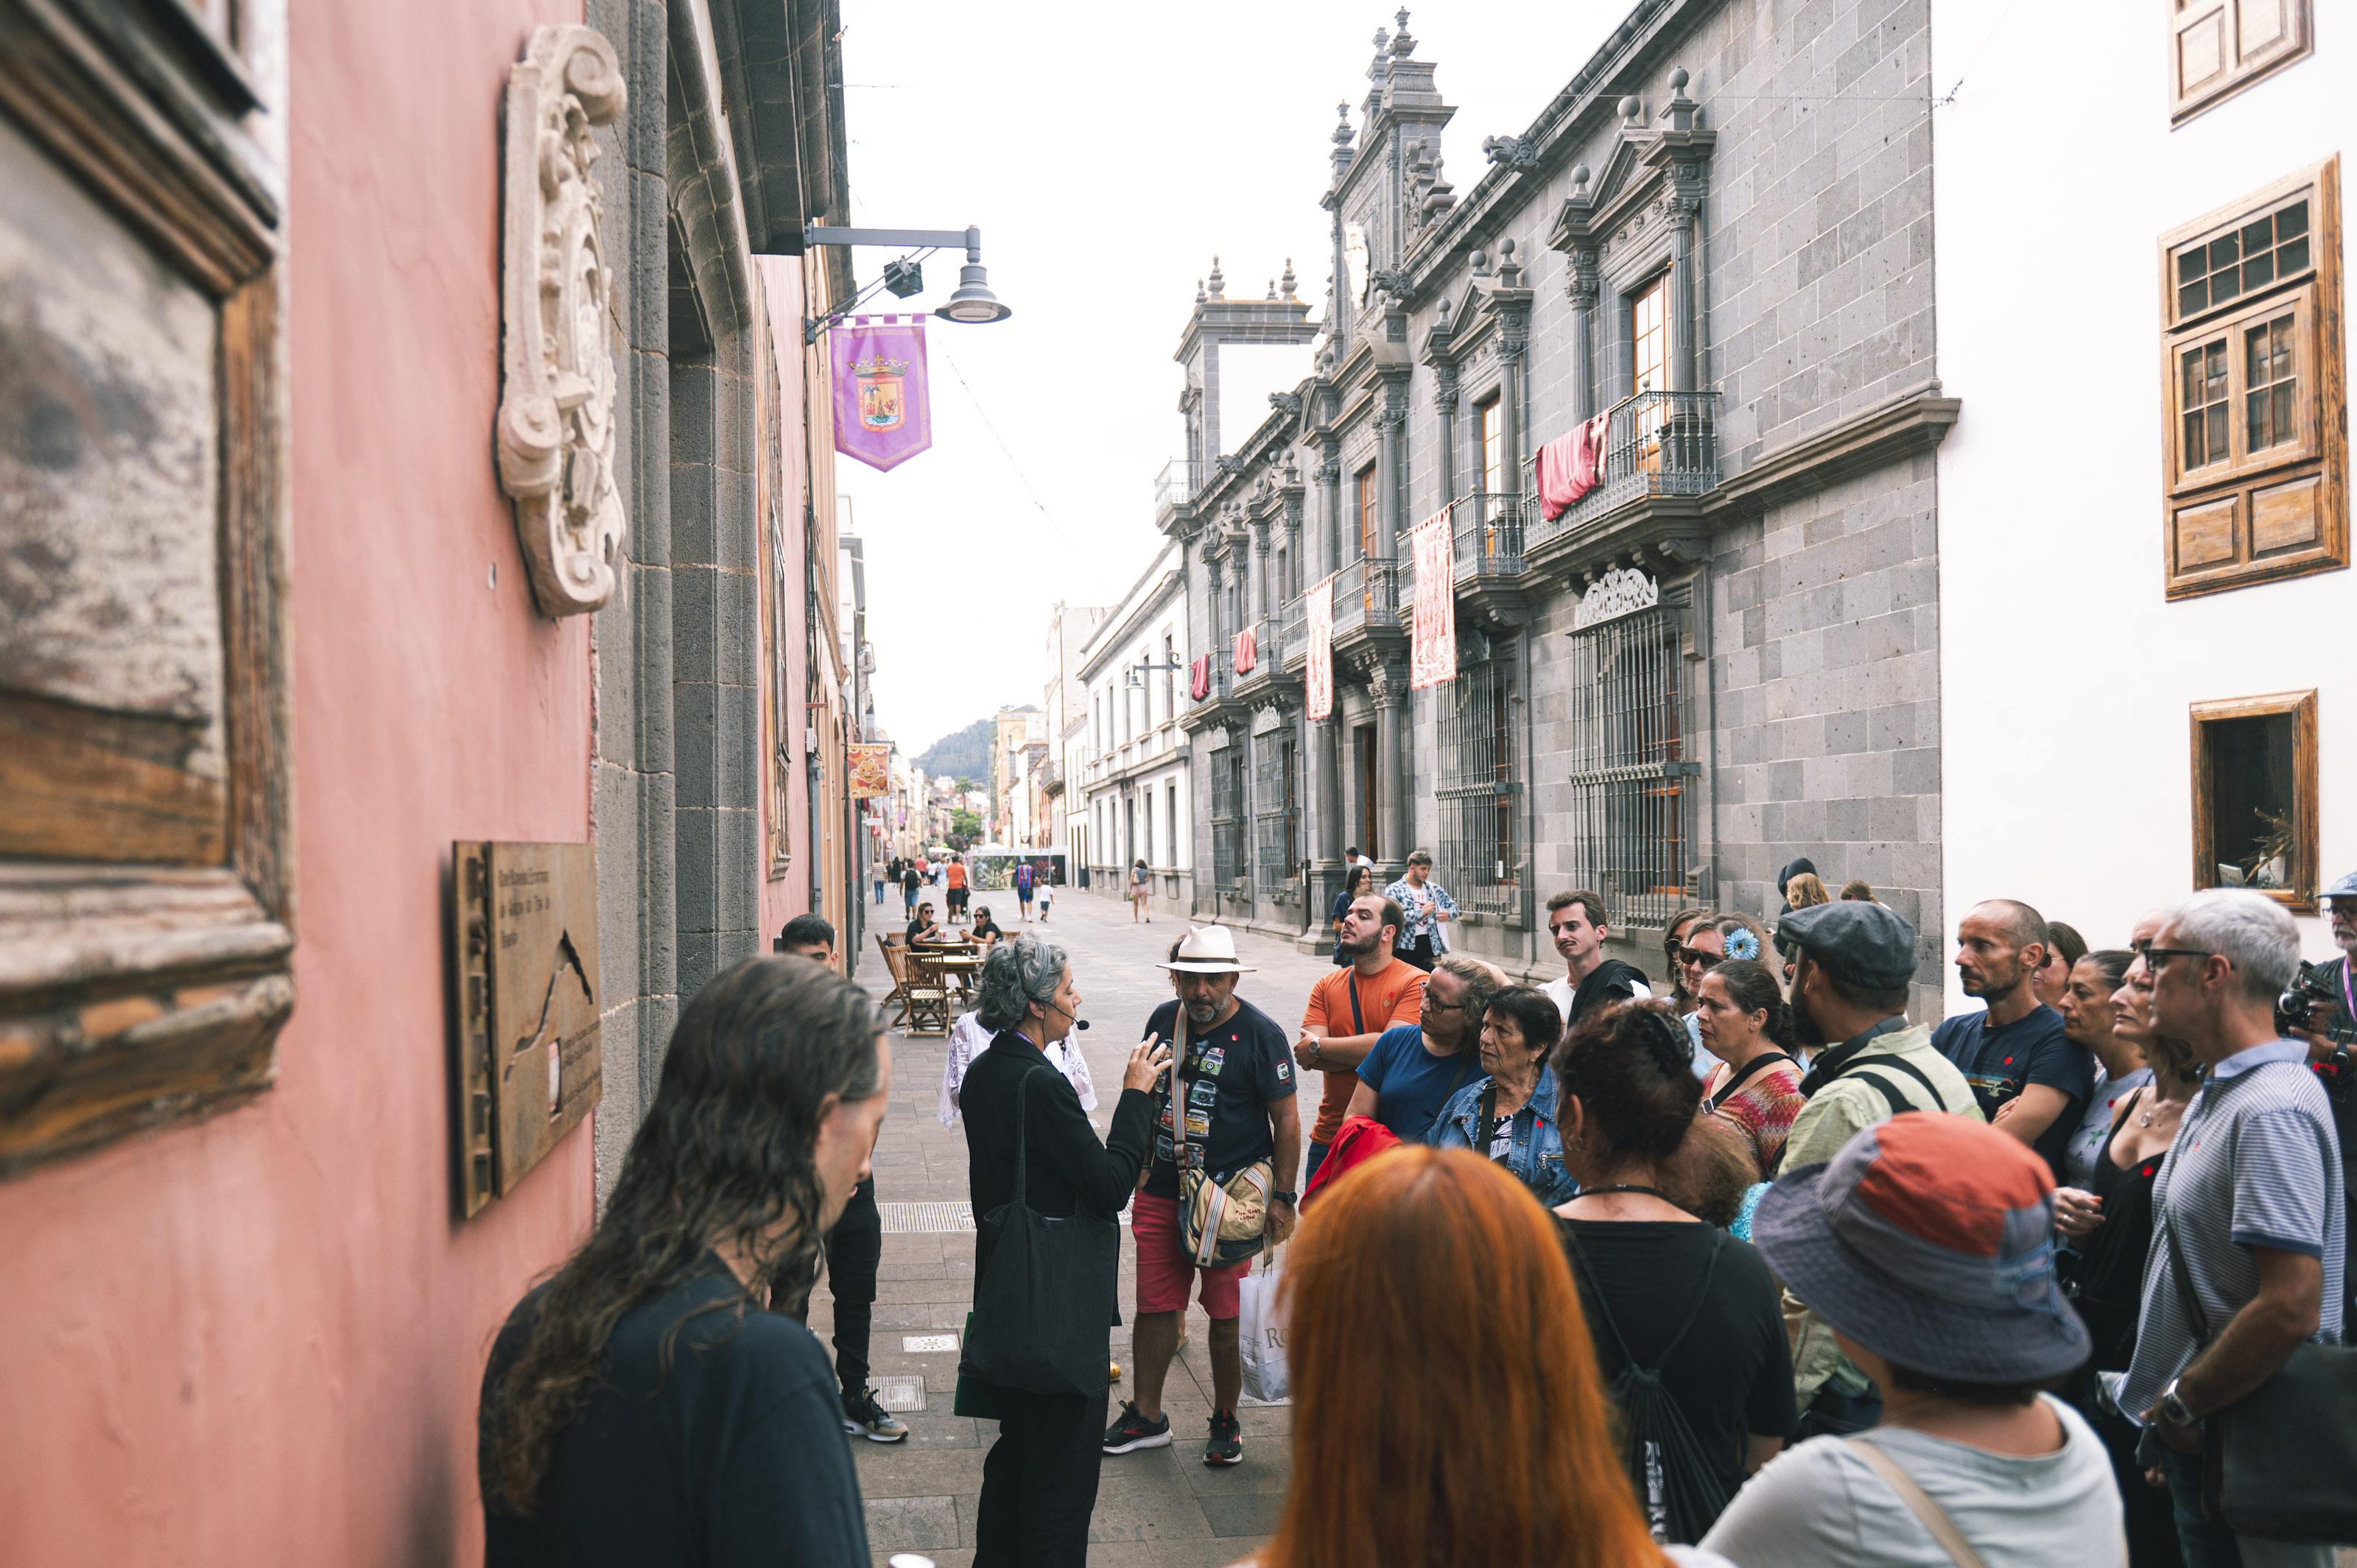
[1701,957,1799,1052]
[479,956,883,1516]
[1551,1001,1702,1167]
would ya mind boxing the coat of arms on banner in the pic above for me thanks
[1409,509,1457,690]
[832,315,934,472]
[856,356,907,431]
[849,743,891,798]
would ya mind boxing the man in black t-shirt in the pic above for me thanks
[1930,899,2091,1181]
[2293,870,2357,1317]
[1104,925,1299,1469]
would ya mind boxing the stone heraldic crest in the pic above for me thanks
[496,26,628,619]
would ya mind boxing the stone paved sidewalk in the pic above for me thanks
[815,887,1336,1567]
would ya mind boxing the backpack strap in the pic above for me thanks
[1844,1439,1992,1568]
[1562,1227,1725,1377]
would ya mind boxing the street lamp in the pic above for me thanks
[1125,658,1187,689]
[802,222,1012,340]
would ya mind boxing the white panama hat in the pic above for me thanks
[1156,924,1255,975]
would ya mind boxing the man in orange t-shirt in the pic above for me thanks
[944,857,969,922]
[1295,893,1427,1186]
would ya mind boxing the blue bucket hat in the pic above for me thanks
[1752,1112,2088,1383]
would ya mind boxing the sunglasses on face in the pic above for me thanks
[1673,945,1720,967]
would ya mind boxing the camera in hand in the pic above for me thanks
[2278,960,2355,1044]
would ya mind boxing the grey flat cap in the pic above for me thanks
[1776,900,1918,991]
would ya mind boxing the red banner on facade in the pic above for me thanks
[1234,625,1257,675]
[832,315,933,473]
[1190,655,1210,701]
[849,743,891,798]
[1306,574,1335,721]
[1409,507,1456,690]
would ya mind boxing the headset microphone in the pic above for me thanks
[1075,1019,1091,1030]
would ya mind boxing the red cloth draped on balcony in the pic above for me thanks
[1536,410,1612,521]
[1190,655,1210,701]
[1233,626,1257,675]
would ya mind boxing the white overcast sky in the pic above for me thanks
[840,3,1624,756]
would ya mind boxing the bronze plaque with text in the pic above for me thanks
[452,841,600,1215]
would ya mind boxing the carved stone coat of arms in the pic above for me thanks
[496,26,627,616]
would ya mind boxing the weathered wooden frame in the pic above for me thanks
[2157,157,2346,601]
[2188,689,2318,913]
[0,0,292,1175]
[2169,0,2312,127]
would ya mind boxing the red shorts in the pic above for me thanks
[1130,1192,1249,1319]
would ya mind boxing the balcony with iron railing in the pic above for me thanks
[1278,593,1307,667]
[1452,491,1526,580]
[1329,555,1402,641]
[1527,389,1721,548]
[1155,459,1204,512]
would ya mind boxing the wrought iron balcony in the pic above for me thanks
[1155,459,1204,510]
[1452,492,1525,578]
[1279,594,1306,665]
[1330,556,1402,639]
[1530,390,1721,544]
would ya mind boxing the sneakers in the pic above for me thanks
[840,1387,909,1443]
[1204,1408,1243,1467]
[1102,1399,1173,1453]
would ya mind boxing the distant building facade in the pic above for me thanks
[1077,542,1195,916]
[1165,1,1954,1008]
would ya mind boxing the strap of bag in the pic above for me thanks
[2158,1203,2213,1345]
[1562,1228,1724,1376]
[1708,1050,1796,1111]
[1166,1008,1192,1167]
[1347,971,1365,1036]
[1478,1081,1503,1162]
[1844,1439,1992,1568]
[1010,1065,1041,1209]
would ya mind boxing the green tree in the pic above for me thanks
[949,807,981,848]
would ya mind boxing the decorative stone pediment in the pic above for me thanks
[1572,566,1659,628]
[498,25,628,618]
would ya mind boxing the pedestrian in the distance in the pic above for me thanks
[1384,849,1457,973]
[1033,877,1053,921]
[1129,857,1153,923]
[901,860,921,916]
[1014,859,1036,921]
[477,956,887,1564]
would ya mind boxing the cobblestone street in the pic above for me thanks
[816,890,1338,1567]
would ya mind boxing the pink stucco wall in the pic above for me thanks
[0,2,598,1561]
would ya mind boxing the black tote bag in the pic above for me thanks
[2161,1208,2357,1542]
[960,1067,1122,1398]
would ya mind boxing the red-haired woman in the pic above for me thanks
[1246,1146,1735,1568]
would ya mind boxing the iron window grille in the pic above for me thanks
[1437,658,1522,918]
[1210,747,1248,896]
[1559,605,1696,933]
[1254,732,1302,898]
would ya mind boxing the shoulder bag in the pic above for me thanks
[2158,1200,2357,1542]
[1168,1009,1274,1268]
[960,1068,1123,1396]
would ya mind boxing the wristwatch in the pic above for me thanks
[1273,1190,1299,1206]
[2157,1377,2199,1428]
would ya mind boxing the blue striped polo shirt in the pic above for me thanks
[2112,1039,2346,1423]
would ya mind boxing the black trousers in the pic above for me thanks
[1397,936,1436,972]
[975,1385,1107,1568]
[825,1175,881,1393]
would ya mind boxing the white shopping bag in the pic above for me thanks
[1237,1259,1289,1405]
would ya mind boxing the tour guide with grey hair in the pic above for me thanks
[2112,890,2346,1568]
[958,933,1172,1568]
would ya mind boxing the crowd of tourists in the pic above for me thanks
[471,859,2357,1568]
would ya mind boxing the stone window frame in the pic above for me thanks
[2188,689,2317,912]
[1599,240,1678,406]
[2170,0,2311,127]
[0,1,293,1177]
[2157,156,2345,601]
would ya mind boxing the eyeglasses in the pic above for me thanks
[2141,947,2215,974]
[1673,946,1720,967]
[1424,998,1469,1012]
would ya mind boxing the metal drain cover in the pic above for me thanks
[902,1334,959,1353]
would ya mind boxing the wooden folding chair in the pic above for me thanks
[900,950,954,1037]
[874,934,912,1026]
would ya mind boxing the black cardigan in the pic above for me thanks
[960,1029,1154,1282]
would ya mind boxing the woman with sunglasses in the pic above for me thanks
[1662,906,1719,1011]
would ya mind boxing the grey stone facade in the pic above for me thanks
[1164,0,1957,1011]
[583,0,850,1196]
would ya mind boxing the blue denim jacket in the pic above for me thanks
[1432,1066,1578,1207]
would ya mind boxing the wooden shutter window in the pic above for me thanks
[1356,463,1377,560]
[2171,0,2311,125]
[2157,159,2345,600]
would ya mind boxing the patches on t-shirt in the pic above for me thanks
[1275,1059,1291,1081]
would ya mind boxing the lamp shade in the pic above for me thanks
[936,259,1011,324]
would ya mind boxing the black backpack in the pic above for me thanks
[1564,1228,1732,1545]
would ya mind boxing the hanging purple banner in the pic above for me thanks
[831,314,933,473]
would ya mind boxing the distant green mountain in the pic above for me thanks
[913,718,994,782]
